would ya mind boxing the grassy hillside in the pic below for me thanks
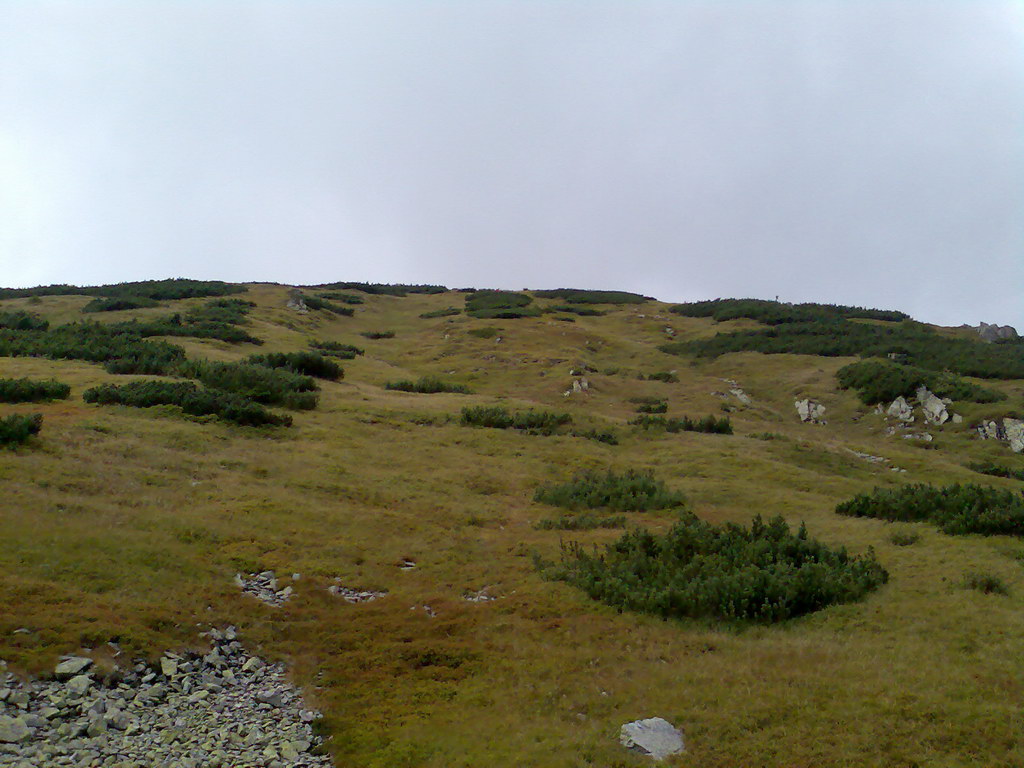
[2,285,1023,767]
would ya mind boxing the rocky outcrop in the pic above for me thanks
[886,397,914,423]
[975,418,1024,453]
[975,322,1018,342]
[235,571,294,606]
[916,387,949,425]
[0,627,331,766]
[795,399,826,424]
[286,289,309,313]
[620,717,685,760]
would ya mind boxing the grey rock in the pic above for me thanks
[54,658,93,680]
[916,387,949,425]
[0,716,31,743]
[620,717,685,760]
[65,675,91,697]
[161,658,178,678]
[976,322,1018,342]
[1006,418,1024,453]
[886,396,914,423]
[285,289,308,313]
[795,399,826,424]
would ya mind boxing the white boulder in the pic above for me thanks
[620,717,685,760]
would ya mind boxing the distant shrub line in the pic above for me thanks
[84,381,291,427]
[836,360,1004,405]
[534,469,685,512]
[631,414,733,435]
[835,483,1024,536]
[460,406,571,435]
[385,377,470,394]
[533,289,648,305]
[465,291,540,319]
[967,462,1024,482]
[0,378,70,403]
[0,413,43,446]
[306,282,446,297]
[83,297,161,312]
[545,513,888,622]
[670,298,908,324]
[0,279,245,301]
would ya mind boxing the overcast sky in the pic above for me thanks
[2,2,1022,328]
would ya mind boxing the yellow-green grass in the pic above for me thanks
[1,286,1023,767]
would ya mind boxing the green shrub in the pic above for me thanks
[465,291,540,319]
[460,405,571,435]
[534,469,685,512]
[315,291,364,304]
[112,315,261,345]
[361,330,395,339]
[82,297,161,312]
[966,461,1024,482]
[631,414,733,435]
[629,396,666,405]
[963,572,1009,595]
[570,428,619,445]
[752,431,785,441]
[546,305,605,317]
[385,376,470,394]
[84,381,291,427]
[0,413,43,446]
[533,289,648,305]
[535,513,627,530]
[836,483,1024,536]
[643,371,679,383]
[307,282,446,297]
[636,402,668,414]
[545,513,888,622]
[301,295,354,316]
[177,360,318,409]
[669,298,908,324]
[309,340,364,358]
[467,327,500,339]
[888,530,921,546]
[246,351,343,381]
[0,378,70,403]
[0,279,245,301]
[836,360,1004,405]
[185,298,256,325]
[0,311,49,331]
[419,307,461,319]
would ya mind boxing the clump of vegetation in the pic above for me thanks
[0,278,245,301]
[643,371,679,383]
[301,294,355,316]
[963,572,1009,595]
[419,307,461,319]
[670,298,908,324]
[83,296,161,312]
[0,322,186,374]
[533,289,648,305]
[629,396,665,405]
[836,360,1004,405]
[0,413,43,446]
[836,483,1024,536]
[84,381,291,427]
[546,305,605,317]
[631,414,733,435]
[0,311,49,331]
[966,461,1024,482]
[307,282,446,297]
[177,360,318,409]
[460,405,571,435]
[534,469,685,512]
[467,327,500,339]
[635,401,668,414]
[185,298,256,325]
[752,431,785,441]
[361,330,395,339]
[385,376,470,394]
[315,291,364,304]
[246,351,343,381]
[465,291,540,319]
[535,513,627,530]
[309,340,364,359]
[545,514,888,622]
[0,378,71,403]
[888,530,921,546]
[570,428,619,445]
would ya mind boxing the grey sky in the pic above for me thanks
[2,2,1022,328]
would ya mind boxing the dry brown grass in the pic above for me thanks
[1,286,1022,766]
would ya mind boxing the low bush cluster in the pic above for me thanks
[0,413,43,446]
[533,289,648,305]
[419,307,461,319]
[309,340,364,358]
[534,469,685,512]
[546,513,888,622]
[361,331,395,339]
[307,282,446,296]
[465,291,540,319]
[535,513,627,530]
[967,461,1024,482]
[963,572,1009,595]
[631,414,733,435]
[177,360,318,409]
[570,428,618,445]
[835,483,1024,536]
[246,351,342,381]
[546,305,605,317]
[0,279,245,301]
[385,376,470,394]
[84,381,291,427]
[836,360,1004,405]
[0,378,70,403]
[460,405,571,435]
[0,311,49,331]
[669,298,908,324]
[635,401,668,414]
[643,372,679,383]
[301,294,355,316]
[0,323,186,374]
[83,297,161,312]
[315,291,364,304]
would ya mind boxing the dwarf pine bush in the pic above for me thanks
[836,360,1004,405]
[246,351,343,381]
[177,360,318,409]
[361,330,395,339]
[547,513,888,622]
[309,340,364,358]
[535,513,627,530]
[836,483,1024,536]
[967,461,1024,482]
[464,291,540,319]
[0,378,70,403]
[631,414,733,435]
[0,323,186,374]
[0,413,43,446]
[419,307,461,319]
[460,405,571,435]
[83,297,161,312]
[534,469,686,512]
[0,311,49,331]
[84,381,291,427]
[385,377,470,394]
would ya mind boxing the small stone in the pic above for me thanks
[66,675,91,697]
[160,658,178,678]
